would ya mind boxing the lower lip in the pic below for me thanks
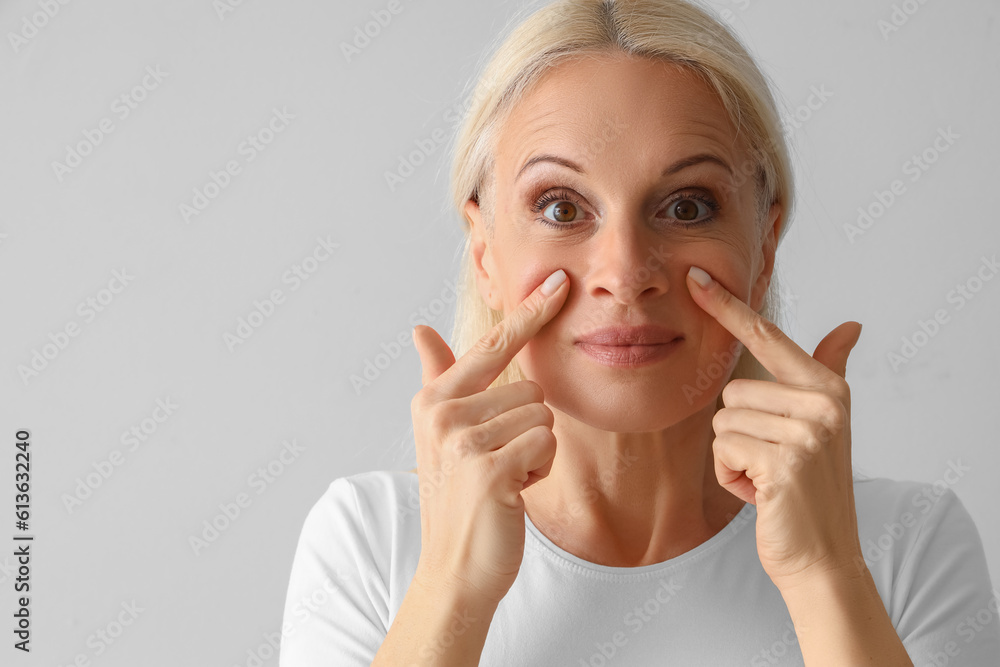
[575,338,682,368]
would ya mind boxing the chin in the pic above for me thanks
[545,385,715,433]
[529,369,720,434]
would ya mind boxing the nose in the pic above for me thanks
[584,213,671,304]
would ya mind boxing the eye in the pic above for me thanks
[542,200,580,224]
[662,193,720,226]
[532,188,586,228]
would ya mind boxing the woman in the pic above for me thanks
[281,1,999,664]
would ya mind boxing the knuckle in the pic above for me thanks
[437,398,464,423]
[830,378,852,405]
[519,294,546,320]
[799,421,827,453]
[468,421,493,446]
[529,401,554,427]
[756,480,777,501]
[411,387,434,415]
[711,408,729,432]
[476,324,513,356]
[450,432,481,459]
[814,393,847,428]
[515,379,545,404]
[782,446,803,471]
[721,379,748,405]
[531,425,557,449]
[748,315,783,343]
[812,391,841,415]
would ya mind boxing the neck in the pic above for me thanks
[521,397,746,567]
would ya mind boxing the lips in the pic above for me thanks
[574,325,683,368]
[575,324,682,346]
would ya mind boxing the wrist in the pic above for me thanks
[413,560,504,612]
[774,558,912,667]
[772,552,871,601]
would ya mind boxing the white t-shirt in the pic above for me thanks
[279,470,1000,666]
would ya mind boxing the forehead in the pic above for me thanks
[495,53,747,182]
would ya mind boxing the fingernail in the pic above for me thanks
[540,269,567,296]
[688,266,713,288]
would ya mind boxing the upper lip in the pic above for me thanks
[575,325,683,346]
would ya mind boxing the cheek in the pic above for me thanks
[686,244,754,303]
[501,260,565,311]
[681,245,753,354]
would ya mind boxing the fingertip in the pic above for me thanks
[687,266,714,289]
[540,268,568,297]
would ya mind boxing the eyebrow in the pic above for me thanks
[514,152,734,183]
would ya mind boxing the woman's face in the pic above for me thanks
[465,53,781,433]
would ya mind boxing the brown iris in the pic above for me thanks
[551,201,577,223]
[674,199,699,221]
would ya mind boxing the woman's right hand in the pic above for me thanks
[409,268,570,606]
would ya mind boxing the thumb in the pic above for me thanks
[812,321,862,379]
[413,325,456,387]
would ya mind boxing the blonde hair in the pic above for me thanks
[446,0,795,397]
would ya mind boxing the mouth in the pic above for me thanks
[575,339,682,367]
[574,325,683,368]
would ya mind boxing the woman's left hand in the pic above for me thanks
[686,265,865,591]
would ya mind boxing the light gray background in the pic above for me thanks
[1,0,997,664]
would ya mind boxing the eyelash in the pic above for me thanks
[530,187,721,230]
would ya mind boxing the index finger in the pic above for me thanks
[685,265,822,386]
[438,268,569,398]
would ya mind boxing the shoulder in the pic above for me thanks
[850,471,979,563]
[851,470,985,574]
[850,472,1000,658]
[281,470,421,664]
[301,469,420,546]
[285,471,421,627]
